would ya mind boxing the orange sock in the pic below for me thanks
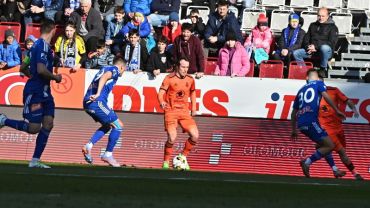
[164,141,173,162]
[182,138,197,156]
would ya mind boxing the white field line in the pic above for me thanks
[13,172,353,187]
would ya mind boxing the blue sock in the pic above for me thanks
[89,125,111,145]
[106,128,122,152]
[5,119,29,133]
[325,153,336,168]
[309,150,323,163]
[32,128,51,159]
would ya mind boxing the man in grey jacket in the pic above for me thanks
[70,0,105,53]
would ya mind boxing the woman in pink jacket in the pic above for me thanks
[214,31,250,77]
[244,13,273,54]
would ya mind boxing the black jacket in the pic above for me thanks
[150,0,180,15]
[277,26,306,52]
[69,7,105,41]
[192,17,206,40]
[146,50,173,73]
[303,18,339,50]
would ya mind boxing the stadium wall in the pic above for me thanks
[0,106,369,179]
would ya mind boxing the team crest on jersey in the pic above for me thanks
[176,90,185,98]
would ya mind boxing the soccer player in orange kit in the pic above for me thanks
[319,82,363,180]
[157,58,199,170]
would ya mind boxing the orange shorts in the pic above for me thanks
[327,129,346,152]
[164,110,197,133]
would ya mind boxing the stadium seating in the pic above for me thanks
[289,0,314,7]
[260,0,285,6]
[186,6,210,24]
[205,57,218,75]
[300,11,318,32]
[288,61,313,80]
[270,10,293,33]
[318,0,342,9]
[246,60,255,77]
[259,60,284,78]
[0,22,21,43]
[331,12,353,35]
[241,8,266,31]
[347,0,370,10]
[25,23,41,41]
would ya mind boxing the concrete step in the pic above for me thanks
[332,61,370,68]
[341,53,370,60]
[348,45,370,51]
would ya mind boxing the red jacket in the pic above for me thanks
[162,24,182,44]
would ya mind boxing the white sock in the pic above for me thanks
[31,158,39,163]
[305,158,312,166]
[85,142,93,151]
[332,166,338,172]
[104,151,112,157]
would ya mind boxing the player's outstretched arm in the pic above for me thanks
[20,63,31,78]
[290,108,298,141]
[90,71,112,101]
[346,100,360,118]
[322,91,346,119]
[190,90,197,116]
[37,63,62,83]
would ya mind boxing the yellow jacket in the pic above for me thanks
[54,35,86,67]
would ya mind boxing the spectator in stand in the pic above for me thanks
[93,0,124,21]
[273,13,305,65]
[86,39,114,69]
[244,13,273,64]
[148,0,180,27]
[122,29,149,73]
[146,35,173,77]
[54,22,86,71]
[173,23,205,78]
[120,12,151,39]
[214,31,250,77]
[204,0,242,57]
[162,12,182,44]
[24,0,64,24]
[180,8,206,40]
[22,35,37,59]
[105,6,129,55]
[0,29,21,69]
[293,7,339,75]
[55,0,81,24]
[123,0,151,18]
[0,0,32,22]
[70,0,105,53]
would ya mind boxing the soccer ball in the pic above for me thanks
[172,154,187,170]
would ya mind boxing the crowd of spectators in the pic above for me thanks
[0,0,339,77]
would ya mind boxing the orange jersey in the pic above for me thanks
[160,73,195,111]
[319,86,348,131]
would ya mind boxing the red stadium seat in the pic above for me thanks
[259,60,284,78]
[288,61,314,80]
[51,25,65,46]
[246,60,255,77]
[205,58,218,75]
[25,23,41,41]
[0,22,21,43]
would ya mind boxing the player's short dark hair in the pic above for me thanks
[114,6,125,14]
[306,68,318,76]
[113,56,126,65]
[128,29,139,37]
[96,39,106,49]
[218,0,229,7]
[177,57,189,65]
[40,19,55,34]
[157,35,168,45]
[190,8,199,15]
[182,23,193,32]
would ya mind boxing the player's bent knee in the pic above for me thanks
[111,119,123,131]
[28,125,41,134]
[42,122,54,131]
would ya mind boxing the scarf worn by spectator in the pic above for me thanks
[59,38,78,67]
[283,26,300,50]
[124,42,141,71]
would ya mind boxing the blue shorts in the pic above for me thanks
[83,100,118,125]
[23,93,55,123]
[299,121,328,143]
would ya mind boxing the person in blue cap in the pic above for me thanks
[273,13,305,65]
